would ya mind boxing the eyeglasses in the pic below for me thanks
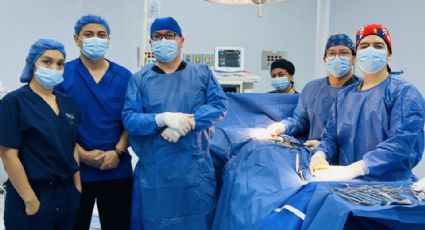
[151,32,178,41]
[325,50,352,59]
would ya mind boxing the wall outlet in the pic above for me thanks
[261,51,287,70]
[202,54,214,66]
[183,53,214,66]
[144,51,156,66]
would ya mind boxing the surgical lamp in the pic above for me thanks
[205,0,286,17]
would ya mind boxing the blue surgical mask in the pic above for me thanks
[271,76,290,91]
[356,47,388,74]
[326,55,351,78]
[153,39,178,63]
[35,66,64,89]
[82,37,109,61]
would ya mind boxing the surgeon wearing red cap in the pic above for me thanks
[311,24,425,182]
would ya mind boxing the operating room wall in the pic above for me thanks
[1,0,424,179]
[0,0,144,92]
[0,0,318,93]
[159,0,318,93]
[329,0,425,178]
[0,0,318,181]
[0,0,144,182]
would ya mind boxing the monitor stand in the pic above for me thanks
[213,71,260,93]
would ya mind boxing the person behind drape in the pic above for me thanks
[268,58,298,94]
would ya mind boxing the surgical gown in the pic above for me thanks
[122,63,228,230]
[283,77,358,140]
[316,74,425,181]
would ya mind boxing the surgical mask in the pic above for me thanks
[153,39,178,63]
[326,55,351,78]
[356,47,388,74]
[35,66,64,90]
[271,76,290,91]
[82,37,109,61]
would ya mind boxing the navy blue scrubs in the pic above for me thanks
[0,85,80,230]
[56,58,132,181]
[55,58,133,230]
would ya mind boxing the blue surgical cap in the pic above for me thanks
[74,14,111,35]
[20,39,66,83]
[150,17,182,38]
[325,34,356,57]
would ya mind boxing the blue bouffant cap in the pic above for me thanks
[150,17,182,38]
[324,34,356,57]
[74,14,111,35]
[20,39,66,83]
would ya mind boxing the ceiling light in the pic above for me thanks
[206,0,285,17]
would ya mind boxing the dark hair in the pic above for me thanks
[270,58,295,76]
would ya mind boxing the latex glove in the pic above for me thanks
[309,151,329,175]
[155,112,195,135]
[412,177,425,192]
[249,128,273,140]
[314,160,368,181]
[304,139,321,150]
[96,150,120,170]
[266,121,287,137]
[161,128,182,143]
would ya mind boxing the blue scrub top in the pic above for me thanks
[0,85,79,180]
[317,74,425,181]
[56,58,132,182]
[283,76,359,140]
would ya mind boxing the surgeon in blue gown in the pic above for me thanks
[55,15,133,230]
[122,17,228,230]
[0,39,81,229]
[267,34,359,149]
[310,24,425,181]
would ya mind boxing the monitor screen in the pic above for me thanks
[214,47,244,72]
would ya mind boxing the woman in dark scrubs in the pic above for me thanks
[0,39,81,230]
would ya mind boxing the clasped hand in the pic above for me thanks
[156,112,195,143]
